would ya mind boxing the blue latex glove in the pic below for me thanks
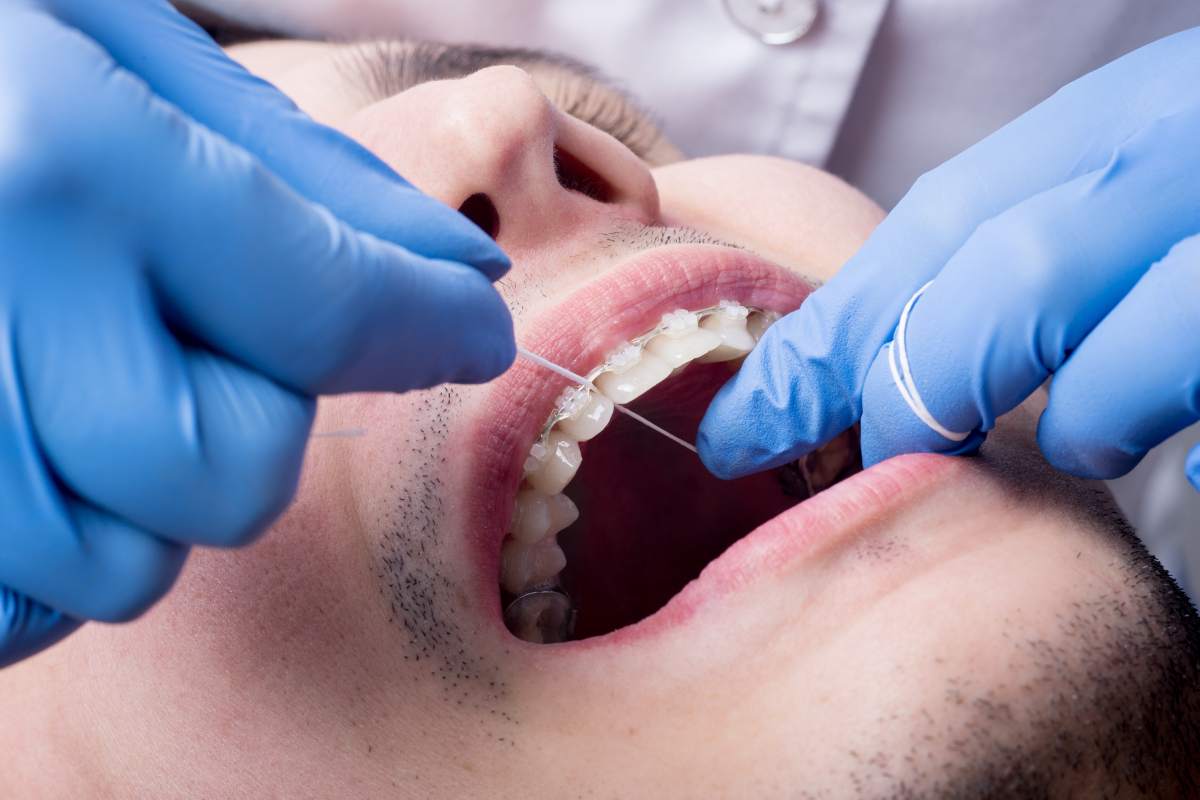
[0,0,514,666]
[700,27,1200,494]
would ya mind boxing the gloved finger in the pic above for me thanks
[1037,233,1200,480]
[698,28,1200,478]
[13,238,317,543]
[0,589,80,669]
[858,105,1200,465]
[0,500,189,625]
[4,12,515,393]
[0,335,188,621]
[43,0,509,279]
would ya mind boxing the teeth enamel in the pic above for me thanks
[555,387,614,442]
[594,345,672,404]
[500,536,567,595]
[747,310,781,341]
[509,488,579,544]
[524,430,582,495]
[698,300,756,363]
[523,440,549,474]
[644,309,722,368]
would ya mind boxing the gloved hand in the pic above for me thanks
[0,0,514,667]
[699,27,1200,493]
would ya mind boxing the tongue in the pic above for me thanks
[560,363,800,638]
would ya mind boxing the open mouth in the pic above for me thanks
[479,245,864,645]
[500,301,861,643]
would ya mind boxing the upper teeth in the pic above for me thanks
[696,301,757,363]
[501,301,779,640]
[524,430,582,496]
[555,388,614,442]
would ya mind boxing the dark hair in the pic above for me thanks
[874,527,1200,800]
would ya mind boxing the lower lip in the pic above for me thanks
[551,452,964,650]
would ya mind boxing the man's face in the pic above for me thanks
[18,39,1190,798]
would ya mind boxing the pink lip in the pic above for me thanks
[464,244,960,646]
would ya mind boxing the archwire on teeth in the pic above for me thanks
[528,301,767,443]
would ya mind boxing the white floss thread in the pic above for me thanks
[517,346,698,455]
[886,281,971,443]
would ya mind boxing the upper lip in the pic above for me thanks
[463,243,957,646]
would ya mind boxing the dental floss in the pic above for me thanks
[517,346,699,455]
[311,428,368,438]
[886,281,971,442]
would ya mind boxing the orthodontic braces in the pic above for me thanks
[531,302,775,447]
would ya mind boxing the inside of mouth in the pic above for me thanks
[500,305,862,644]
[559,363,801,637]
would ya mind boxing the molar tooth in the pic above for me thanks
[645,310,722,368]
[525,431,582,495]
[800,427,860,493]
[747,310,781,341]
[698,300,756,362]
[509,488,579,544]
[594,345,671,404]
[504,590,575,644]
[555,387,614,441]
[500,536,567,595]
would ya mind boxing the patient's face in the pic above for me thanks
[7,40,1184,798]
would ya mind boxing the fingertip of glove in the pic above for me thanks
[444,285,516,385]
[1037,421,1136,481]
[420,221,511,282]
[454,332,517,385]
[695,432,740,480]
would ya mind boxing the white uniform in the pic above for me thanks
[190,0,1200,599]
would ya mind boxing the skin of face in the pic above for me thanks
[0,40,1192,799]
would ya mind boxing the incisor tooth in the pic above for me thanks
[525,431,582,495]
[556,389,614,441]
[509,489,579,544]
[698,302,756,362]
[645,327,722,368]
[500,537,567,594]
[594,345,671,404]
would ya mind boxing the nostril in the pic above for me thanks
[458,193,500,239]
[553,145,614,204]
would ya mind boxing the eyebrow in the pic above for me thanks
[333,40,669,162]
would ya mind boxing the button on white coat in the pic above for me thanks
[723,0,820,45]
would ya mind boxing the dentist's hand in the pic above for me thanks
[699,27,1200,493]
[0,0,514,666]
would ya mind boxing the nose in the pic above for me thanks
[343,65,660,244]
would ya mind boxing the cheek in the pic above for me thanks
[653,156,884,281]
